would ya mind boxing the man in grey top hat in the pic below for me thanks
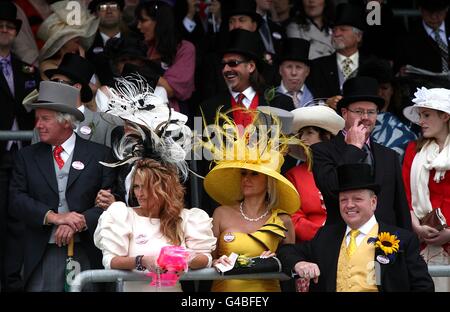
[9,81,116,291]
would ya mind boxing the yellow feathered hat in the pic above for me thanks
[201,108,310,215]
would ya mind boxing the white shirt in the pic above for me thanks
[100,32,121,46]
[230,87,257,109]
[423,21,447,47]
[344,215,377,248]
[183,16,196,33]
[337,51,359,75]
[52,132,76,163]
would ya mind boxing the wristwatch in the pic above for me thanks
[135,255,146,271]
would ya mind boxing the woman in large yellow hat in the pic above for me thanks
[202,110,303,292]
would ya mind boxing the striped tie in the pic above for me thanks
[433,28,449,72]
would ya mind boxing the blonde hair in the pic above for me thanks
[131,159,185,245]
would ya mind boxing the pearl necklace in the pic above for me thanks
[239,202,270,222]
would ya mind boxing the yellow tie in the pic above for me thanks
[347,229,360,257]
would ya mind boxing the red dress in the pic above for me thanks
[402,141,450,250]
[285,163,326,243]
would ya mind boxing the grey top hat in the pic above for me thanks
[29,81,84,121]
[256,106,294,135]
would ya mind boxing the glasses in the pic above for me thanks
[51,79,75,86]
[346,108,378,117]
[0,22,16,31]
[99,3,119,11]
[220,60,248,69]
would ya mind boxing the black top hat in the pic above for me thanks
[358,59,394,84]
[418,0,450,12]
[334,3,365,31]
[88,0,125,13]
[222,29,265,70]
[335,163,380,194]
[44,53,95,103]
[121,62,161,90]
[222,0,263,27]
[104,36,148,60]
[0,1,22,32]
[279,38,310,65]
[336,76,385,113]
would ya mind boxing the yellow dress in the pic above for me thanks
[211,209,288,292]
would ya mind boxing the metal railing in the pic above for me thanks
[0,130,33,141]
[69,268,289,292]
[70,265,449,292]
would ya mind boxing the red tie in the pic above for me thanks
[236,93,245,107]
[53,145,64,169]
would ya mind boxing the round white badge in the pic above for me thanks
[376,255,390,264]
[80,126,92,135]
[223,233,235,243]
[72,161,85,170]
[272,32,282,40]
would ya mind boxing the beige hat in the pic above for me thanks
[37,0,99,61]
[291,105,345,135]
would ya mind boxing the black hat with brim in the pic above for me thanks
[222,29,265,71]
[334,163,380,194]
[418,0,450,12]
[222,0,263,28]
[337,76,385,114]
[0,1,22,32]
[44,53,95,103]
[279,38,310,65]
[334,3,365,31]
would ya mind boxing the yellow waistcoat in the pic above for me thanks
[336,224,379,292]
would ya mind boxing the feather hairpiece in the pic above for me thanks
[100,74,192,197]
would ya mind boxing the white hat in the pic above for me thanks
[403,87,450,124]
[291,105,345,135]
[37,0,99,61]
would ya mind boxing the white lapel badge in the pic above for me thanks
[376,254,390,264]
[80,125,92,135]
[223,232,235,243]
[72,161,85,171]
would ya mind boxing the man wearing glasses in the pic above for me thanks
[87,0,127,86]
[0,1,40,292]
[199,28,293,128]
[311,76,412,230]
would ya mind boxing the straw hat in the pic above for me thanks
[403,87,450,124]
[202,110,301,214]
[37,0,99,61]
[291,105,345,135]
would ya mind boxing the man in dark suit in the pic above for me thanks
[0,1,40,291]
[255,0,286,57]
[200,28,293,127]
[279,163,434,292]
[312,76,411,230]
[9,81,116,291]
[307,3,377,99]
[396,0,450,74]
[86,0,127,86]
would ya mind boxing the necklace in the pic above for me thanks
[239,202,270,222]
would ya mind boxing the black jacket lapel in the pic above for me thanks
[66,136,93,190]
[34,144,58,194]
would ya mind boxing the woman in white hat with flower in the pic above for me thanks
[402,87,450,292]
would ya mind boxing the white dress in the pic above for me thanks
[93,202,217,292]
